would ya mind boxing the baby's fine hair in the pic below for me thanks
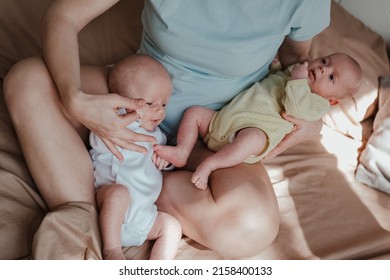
[109,54,170,95]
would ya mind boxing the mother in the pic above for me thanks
[4,0,330,259]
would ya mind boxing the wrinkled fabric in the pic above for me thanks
[32,202,102,260]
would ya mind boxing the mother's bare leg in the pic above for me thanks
[4,57,109,209]
[4,57,110,259]
[157,141,279,259]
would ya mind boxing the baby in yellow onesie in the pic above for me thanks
[154,53,362,189]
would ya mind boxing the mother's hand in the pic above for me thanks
[67,91,157,161]
[265,112,323,159]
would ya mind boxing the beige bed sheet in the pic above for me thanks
[1,0,390,260]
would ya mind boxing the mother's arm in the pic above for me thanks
[277,36,311,68]
[41,0,155,159]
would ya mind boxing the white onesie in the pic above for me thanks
[89,121,166,247]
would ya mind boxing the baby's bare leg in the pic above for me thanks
[192,128,267,189]
[154,106,215,167]
[147,212,182,260]
[96,184,130,260]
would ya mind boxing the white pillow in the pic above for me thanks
[356,76,390,194]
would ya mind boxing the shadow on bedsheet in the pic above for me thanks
[263,130,390,260]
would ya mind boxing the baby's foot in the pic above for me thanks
[103,247,126,260]
[154,145,189,167]
[191,164,212,190]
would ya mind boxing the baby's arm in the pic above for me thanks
[192,127,267,189]
[283,61,329,121]
[290,61,308,80]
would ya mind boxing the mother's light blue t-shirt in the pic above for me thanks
[138,0,331,136]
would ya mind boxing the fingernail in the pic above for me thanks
[117,107,127,115]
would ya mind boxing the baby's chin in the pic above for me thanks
[140,120,161,132]
[140,125,157,132]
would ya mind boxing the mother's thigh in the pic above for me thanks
[4,57,111,208]
[158,141,279,258]
[207,158,279,257]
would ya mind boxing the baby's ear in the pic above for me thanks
[328,97,339,106]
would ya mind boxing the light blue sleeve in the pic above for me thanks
[289,0,331,41]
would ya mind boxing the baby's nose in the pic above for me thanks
[318,65,327,75]
[155,105,165,116]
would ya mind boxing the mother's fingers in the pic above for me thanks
[122,96,145,111]
[101,135,150,161]
[265,112,323,160]
[100,128,157,159]
[281,112,300,127]
[264,132,294,160]
[113,127,157,144]
[111,137,149,154]
[109,94,145,110]
[101,137,124,162]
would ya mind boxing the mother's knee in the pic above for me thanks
[4,57,65,130]
[4,57,53,109]
[209,196,280,259]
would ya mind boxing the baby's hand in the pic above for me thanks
[152,152,171,170]
[269,57,282,73]
[291,61,308,80]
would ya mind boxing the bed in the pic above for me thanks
[1,0,389,260]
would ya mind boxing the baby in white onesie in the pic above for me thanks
[89,55,181,260]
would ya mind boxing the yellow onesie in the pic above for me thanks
[205,67,330,163]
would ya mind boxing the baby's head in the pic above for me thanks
[307,53,362,105]
[109,54,172,131]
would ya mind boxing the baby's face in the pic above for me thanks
[137,78,172,132]
[307,53,358,103]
